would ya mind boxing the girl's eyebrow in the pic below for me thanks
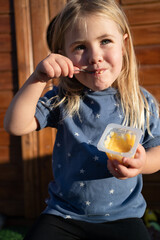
[70,34,115,48]
[69,40,86,48]
[97,34,115,40]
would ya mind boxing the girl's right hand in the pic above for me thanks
[34,53,74,82]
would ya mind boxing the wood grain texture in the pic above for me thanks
[124,3,160,26]
[0,0,24,217]
[131,24,160,46]
[122,0,159,4]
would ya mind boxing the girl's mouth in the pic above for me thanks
[75,69,105,74]
[85,69,105,75]
[94,70,104,74]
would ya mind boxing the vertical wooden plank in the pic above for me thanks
[30,0,49,64]
[30,0,56,213]
[0,0,24,217]
[14,0,39,218]
[30,0,51,213]
[14,0,33,87]
[48,0,67,19]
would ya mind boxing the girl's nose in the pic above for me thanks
[88,48,103,65]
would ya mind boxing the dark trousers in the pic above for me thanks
[24,214,151,240]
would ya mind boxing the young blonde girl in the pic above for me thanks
[48,0,159,132]
[4,0,160,239]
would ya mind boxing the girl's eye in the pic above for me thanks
[75,44,86,51]
[101,39,111,45]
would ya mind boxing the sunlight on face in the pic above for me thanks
[64,15,127,91]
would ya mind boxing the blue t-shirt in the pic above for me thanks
[35,86,160,223]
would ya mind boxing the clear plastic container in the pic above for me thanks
[97,123,143,162]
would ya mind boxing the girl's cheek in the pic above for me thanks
[67,54,80,64]
[111,50,123,69]
[73,56,85,67]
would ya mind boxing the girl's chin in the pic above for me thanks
[88,86,110,91]
[77,78,112,91]
[90,79,112,91]
[90,82,111,91]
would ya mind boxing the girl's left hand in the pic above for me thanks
[107,144,147,179]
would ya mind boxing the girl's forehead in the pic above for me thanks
[66,15,122,40]
[73,14,112,30]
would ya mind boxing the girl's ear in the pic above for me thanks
[123,33,128,44]
[122,33,128,55]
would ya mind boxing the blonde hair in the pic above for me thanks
[48,0,159,134]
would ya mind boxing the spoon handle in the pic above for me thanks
[74,69,89,73]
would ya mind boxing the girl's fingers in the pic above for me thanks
[49,54,74,78]
[107,159,140,179]
[65,58,74,78]
[114,160,138,178]
[107,160,122,178]
[122,157,139,168]
[36,54,75,81]
[122,144,146,169]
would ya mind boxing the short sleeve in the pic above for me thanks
[35,87,60,130]
[142,88,160,149]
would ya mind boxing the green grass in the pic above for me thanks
[0,226,28,240]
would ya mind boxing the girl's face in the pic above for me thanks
[64,15,127,91]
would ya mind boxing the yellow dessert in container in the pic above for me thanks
[104,131,136,162]
[97,124,143,162]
